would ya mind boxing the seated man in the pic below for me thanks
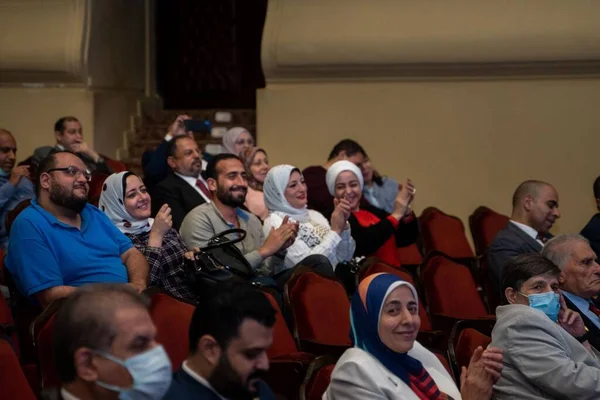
[0,129,35,249]
[542,234,600,350]
[581,175,600,257]
[152,135,211,230]
[50,283,172,400]
[488,180,560,293]
[31,116,111,174]
[302,139,366,217]
[491,253,600,400]
[5,151,148,307]
[180,154,297,279]
[164,280,276,400]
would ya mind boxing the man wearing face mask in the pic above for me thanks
[47,283,172,400]
[490,253,600,400]
[164,280,277,400]
[0,129,34,249]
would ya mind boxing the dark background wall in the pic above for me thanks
[155,0,268,109]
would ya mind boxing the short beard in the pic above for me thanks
[208,353,264,400]
[49,181,88,213]
[216,185,247,208]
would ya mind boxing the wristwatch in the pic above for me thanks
[575,332,590,343]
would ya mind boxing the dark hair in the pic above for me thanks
[327,139,366,161]
[189,280,276,353]
[165,135,195,160]
[53,284,150,383]
[205,153,243,181]
[593,176,600,200]
[501,253,561,304]
[511,180,551,208]
[54,116,79,134]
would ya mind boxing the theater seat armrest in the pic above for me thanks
[298,340,350,359]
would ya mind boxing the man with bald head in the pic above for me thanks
[542,234,600,350]
[0,129,34,249]
[488,180,561,293]
[5,151,149,307]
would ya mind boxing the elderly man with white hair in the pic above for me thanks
[542,234,600,350]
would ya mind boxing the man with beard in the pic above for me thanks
[152,135,211,230]
[488,180,561,294]
[164,280,277,400]
[5,151,149,307]
[30,116,111,174]
[0,129,35,250]
[180,154,297,277]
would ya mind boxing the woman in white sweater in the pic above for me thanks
[262,164,356,277]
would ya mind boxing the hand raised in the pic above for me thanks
[558,293,586,337]
[169,114,192,137]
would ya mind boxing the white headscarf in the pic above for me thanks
[325,160,364,196]
[222,127,251,154]
[98,172,154,235]
[263,164,310,223]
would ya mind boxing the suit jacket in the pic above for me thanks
[163,368,276,400]
[563,294,600,351]
[323,343,461,400]
[581,213,600,260]
[152,173,207,230]
[487,222,543,294]
[491,304,600,400]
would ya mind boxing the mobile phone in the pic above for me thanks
[183,119,211,133]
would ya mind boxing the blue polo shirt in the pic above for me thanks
[6,200,132,299]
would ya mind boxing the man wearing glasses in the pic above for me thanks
[5,151,149,307]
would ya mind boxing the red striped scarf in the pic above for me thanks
[408,368,449,400]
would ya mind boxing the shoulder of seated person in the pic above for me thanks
[497,304,556,326]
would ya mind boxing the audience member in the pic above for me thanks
[262,164,355,279]
[180,154,298,280]
[303,139,367,217]
[240,147,270,220]
[361,156,399,214]
[542,234,600,350]
[99,172,197,301]
[491,253,600,400]
[0,129,35,249]
[5,152,148,307]
[152,135,211,230]
[221,127,254,155]
[164,280,276,400]
[488,180,560,293]
[327,161,418,267]
[324,273,503,399]
[52,284,172,400]
[581,175,600,257]
[31,116,111,175]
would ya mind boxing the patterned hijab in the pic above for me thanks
[222,127,251,154]
[263,164,311,223]
[98,172,154,235]
[351,273,449,399]
[240,147,267,191]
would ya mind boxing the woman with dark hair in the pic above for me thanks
[99,171,196,301]
[361,156,400,214]
[239,147,270,220]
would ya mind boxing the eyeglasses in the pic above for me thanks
[46,166,92,182]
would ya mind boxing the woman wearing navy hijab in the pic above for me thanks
[324,273,503,399]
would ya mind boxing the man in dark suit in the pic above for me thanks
[542,234,600,350]
[581,175,600,258]
[488,180,560,293]
[152,135,211,229]
[164,280,277,400]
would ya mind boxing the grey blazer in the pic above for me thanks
[487,223,542,293]
[491,304,600,400]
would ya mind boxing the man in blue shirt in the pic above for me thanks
[6,151,149,307]
[0,129,35,249]
[164,280,277,400]
[542,234,600,350]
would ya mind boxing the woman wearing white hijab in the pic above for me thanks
[222,127,255,154]
[262,165,356,276]
[99,171,197,301]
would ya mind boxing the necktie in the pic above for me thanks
[589,302,600,318]
[536,233,549,244]
[195,179,211,199]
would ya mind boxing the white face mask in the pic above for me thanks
[94,345,172,400]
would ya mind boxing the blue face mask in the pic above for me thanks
[520,291,560,322]
[94,345,172,400]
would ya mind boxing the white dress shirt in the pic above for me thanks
[510,220,545,246]
[60,388,81,400]
[174,163,211,204]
